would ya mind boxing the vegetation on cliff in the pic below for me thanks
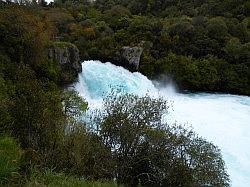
[1,0,249,94]
[52,0,250,95]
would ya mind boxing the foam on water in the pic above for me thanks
[75,60,250,187]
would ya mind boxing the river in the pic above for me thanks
[75,60,250,187]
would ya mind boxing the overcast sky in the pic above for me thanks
[46,0,54,3]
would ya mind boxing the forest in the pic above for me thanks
[54,0,249,94]
[0,0,249,186]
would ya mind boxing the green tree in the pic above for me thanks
[93,92,230,186]
[0,6,50,66]
[207,17,228,43]
[4,64,65,168]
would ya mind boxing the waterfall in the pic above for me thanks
[75,60,250,187]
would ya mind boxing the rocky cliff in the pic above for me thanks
[48,42,81,84]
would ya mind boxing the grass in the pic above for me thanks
[0,136,121,187]
[0,136,22,185]
[25,168,121,187]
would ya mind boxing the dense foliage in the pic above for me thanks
[93,93,230,186]
[37,0,249,95]
[0,0,239,186]
[1,0,249,95]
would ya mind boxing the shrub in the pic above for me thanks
[93,93,230,186]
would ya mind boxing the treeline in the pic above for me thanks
[95,0,249,17]
[49,0,249,94]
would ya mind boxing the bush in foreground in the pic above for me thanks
[92,93,230,186]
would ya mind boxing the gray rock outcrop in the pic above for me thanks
[115,42,145,71]
[48,42,81,72]
[120,46,143,70]
[48,42,82,83]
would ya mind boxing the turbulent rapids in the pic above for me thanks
[75,60,250,187]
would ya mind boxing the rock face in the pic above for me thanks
[120,46,143,69]
[48,42,81,83]
[115,43,144,71]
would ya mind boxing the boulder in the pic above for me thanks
[120,46,143,69]
[115,42,145,71]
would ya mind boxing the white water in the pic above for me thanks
[75,60,250,187]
